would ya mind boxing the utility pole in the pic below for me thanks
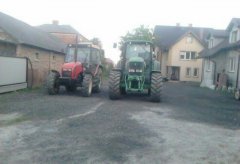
[74,34,78,62]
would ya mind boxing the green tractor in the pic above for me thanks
[109,40,162,102]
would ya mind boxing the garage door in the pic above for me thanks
[0,56,27,93]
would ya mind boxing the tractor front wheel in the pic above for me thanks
[150,72,162,102]
[46,71,60,95]
[109,71,121,100]
[82,74,93,97]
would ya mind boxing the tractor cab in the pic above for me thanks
[62,43,104,79]
[65,43,103,65]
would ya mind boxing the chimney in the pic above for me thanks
[189,23,193,27]
[52,20,59,25]
[176,23,180,27]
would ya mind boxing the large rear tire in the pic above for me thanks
[109,71,121,100]
[150,72,162,102]
[82,74,93,97]
[46,72,60,95]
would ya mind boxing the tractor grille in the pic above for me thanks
[128,62,144,75]
[62,71,72,77]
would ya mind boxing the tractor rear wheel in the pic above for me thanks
[82,74,93,97]
[109,71,121,100]
[46,71,60,95]
[92,69,102,93]
[150,72,162,102]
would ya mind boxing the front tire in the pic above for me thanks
[82,74,93,97]
[109,71,121,100]
[46,72,60,95]
[150,72,162,102]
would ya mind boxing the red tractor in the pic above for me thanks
[46,43,104,97]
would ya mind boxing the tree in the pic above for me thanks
[119,25,153,49]
[90,37,102,48]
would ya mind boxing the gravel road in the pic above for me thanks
[0,81,240,164]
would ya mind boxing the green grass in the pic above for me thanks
[0,115,29,127]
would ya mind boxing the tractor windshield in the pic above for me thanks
[125,43,151,60]
[65,47,90,63]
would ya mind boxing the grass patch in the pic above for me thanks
[0,115,29,127]
[0,86,41,103]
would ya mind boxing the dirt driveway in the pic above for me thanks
[0,81,240,163]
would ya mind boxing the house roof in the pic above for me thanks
[37,24,89,42]
[208,29,228,38]
[199,39,240,58]
[227,18,240,31]
[0,12,66,54]
[200,18,240,58]
[37,24,79,34]
[153,25,213,50]
[199,39,228,58]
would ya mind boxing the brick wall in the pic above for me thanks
[16,45,64,87]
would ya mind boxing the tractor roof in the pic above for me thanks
[124,40,153,45]
[68,42,101,49]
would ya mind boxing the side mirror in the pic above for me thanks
[113,43,117,48]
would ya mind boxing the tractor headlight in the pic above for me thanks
[135,69,142,73]
[129,69,135,72]
[63,68,72,72]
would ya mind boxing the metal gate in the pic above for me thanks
[0,56,28,93]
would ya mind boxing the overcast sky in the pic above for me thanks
[1,0,240,62]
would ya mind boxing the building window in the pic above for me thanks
[229,57,235,72]
[180,51,197,60]
[35,53,39,60]
[193,68,199,77]
[180,51,185,60]
[186,36,193,43]
[186,67,191,77]
[230,30,238,43]
[209,39,214,48]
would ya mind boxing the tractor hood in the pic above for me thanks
[128,56,145,63]
[127,56,146,75]
[62,62,82,70]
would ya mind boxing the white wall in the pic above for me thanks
[200,59,215,89]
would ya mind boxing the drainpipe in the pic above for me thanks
[160,49,163,73]
[236,53,240,89]
[209,57,217,85]
[201,57,205,84]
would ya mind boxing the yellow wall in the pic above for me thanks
[168,33,204,82]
